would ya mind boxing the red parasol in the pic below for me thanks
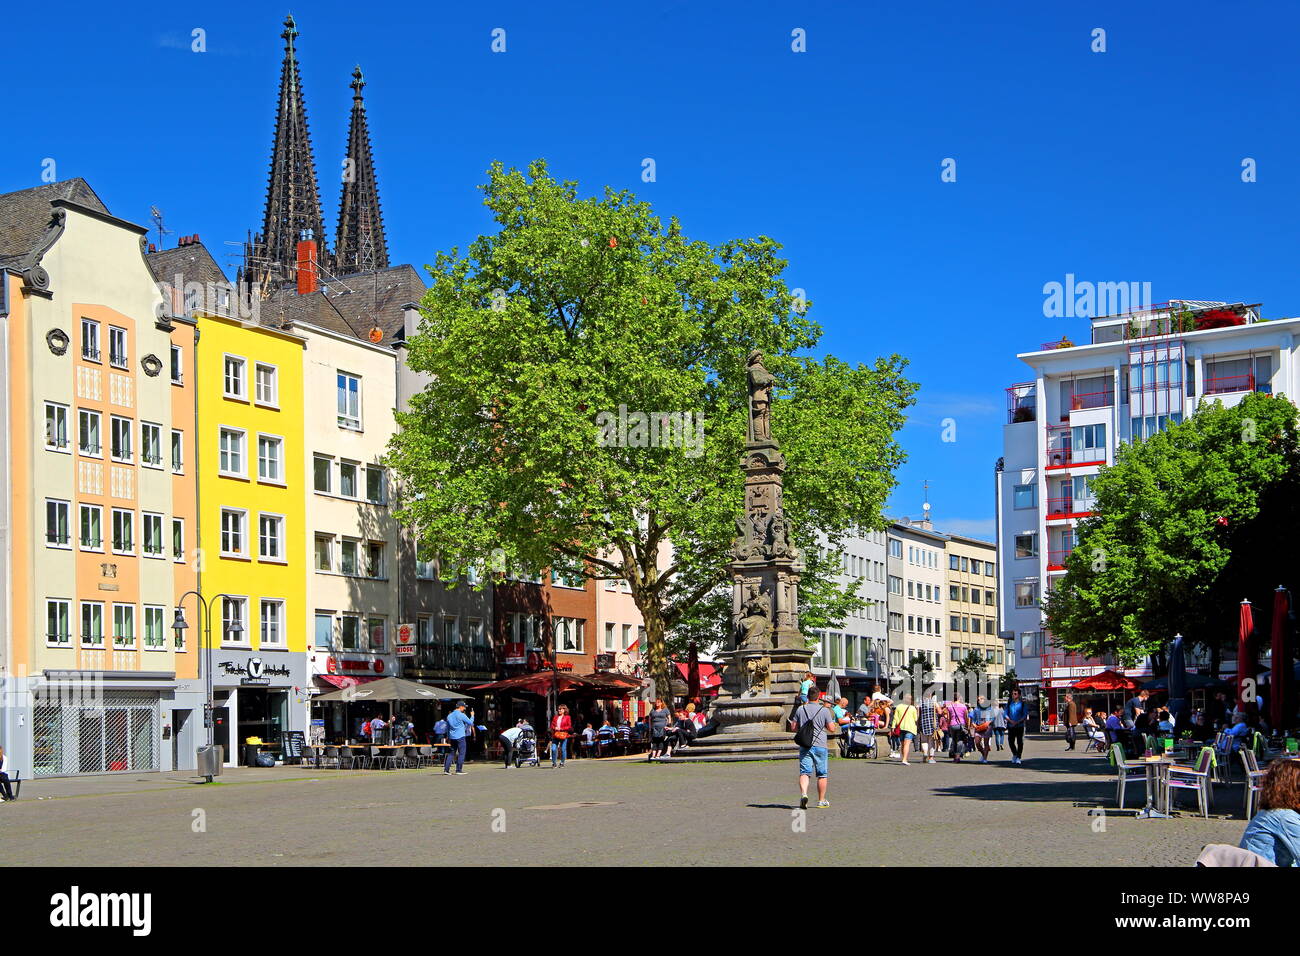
[686,642,701,702]
[1237,599,1254,711]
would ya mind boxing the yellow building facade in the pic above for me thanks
[194,312,308,764]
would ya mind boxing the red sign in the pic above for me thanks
[374,659,384,673]
[505,642,526,665]
[327,657,337,675]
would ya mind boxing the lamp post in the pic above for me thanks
[173,591,244,783]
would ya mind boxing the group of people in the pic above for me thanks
[357,713,417,746]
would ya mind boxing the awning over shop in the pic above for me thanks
[316,675,382,690]
[472,671,644,697]
[675,661,721,690]
[1070,670,1139,691]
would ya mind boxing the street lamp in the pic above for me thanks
[173,591,242,782]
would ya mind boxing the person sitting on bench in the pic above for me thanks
[0,746,15,802]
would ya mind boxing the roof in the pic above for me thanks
[146,242,230,288]
[0,178,109,268]
[259,263,425,344]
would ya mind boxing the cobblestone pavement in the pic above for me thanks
[2,741,1245,866]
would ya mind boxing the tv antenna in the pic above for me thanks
[149,206,173,250]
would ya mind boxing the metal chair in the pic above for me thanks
[1166,747,1215,818]
[1111,743,1148,809]
[339,746,363,770]
[379,748,405,770]
[1241,749,1268,818]
[300,745,317,769]
[1083,723,1106,754]
[321,746,340,769]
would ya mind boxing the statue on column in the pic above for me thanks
[747,350,775,443]
[736,585,772,650]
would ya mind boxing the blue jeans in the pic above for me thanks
[993,729,1006,749]
[550,738,568,765]
[798,746,829,778]
[443,736,467,772]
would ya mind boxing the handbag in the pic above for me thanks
[972,721,991,734]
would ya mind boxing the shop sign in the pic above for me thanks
[595,653,615,670]
[220,657,289,686]
[504,642,526,665]
[395,623,415,658]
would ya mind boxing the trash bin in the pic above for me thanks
[242,743,261,767]
[196,745,223,778]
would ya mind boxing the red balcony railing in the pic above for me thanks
[1204,373,1254,395]
[1046,497,1070,517]
[1046,549,1072,570]
[1068,390,1114,412]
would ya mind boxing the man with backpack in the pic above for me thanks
[790,688,837,810]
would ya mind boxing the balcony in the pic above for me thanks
[1204,373,1270,396]
[1066,389,1114,413]
[410,642,495,675]
[1046,498,1093,520]
[1006,382,1036,424]
[1046,549,1072,571]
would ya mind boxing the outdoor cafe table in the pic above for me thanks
[1134,754,1177,819]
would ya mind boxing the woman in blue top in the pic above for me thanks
[1239,760,1300,866]
[1005,688,1028,766]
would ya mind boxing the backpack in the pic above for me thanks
[362,720,372,736]
[433,719,449,736]
[793,705,820,748]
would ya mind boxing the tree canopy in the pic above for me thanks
[1043,392,1300,668]
[387,160,916,697]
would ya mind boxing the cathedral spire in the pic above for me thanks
[333,65,389,276]
[246,14,327,288]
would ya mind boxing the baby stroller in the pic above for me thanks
[839,723,879,759]
[514,728,540,767]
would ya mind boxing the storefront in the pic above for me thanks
[210,650,308,766]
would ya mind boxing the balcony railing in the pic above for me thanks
[1067,390,1114,412]
[1006,382,1037,424]
[1046,549,1072,570]
[1204,373,1255,396]
[412,643,495,673]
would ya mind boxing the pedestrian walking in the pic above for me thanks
[442,702,475,774]
[918,692,939,764]
[1006,688,1028,765]
[549,704,572,767]
[790,687,837,809]
[969,695,994,763]
[1063,692,1079,751]
[889,694,919,765]
[947,695,970,762]
[991,700,1007,751]
[937,700,952,754]
[648,699,671,759]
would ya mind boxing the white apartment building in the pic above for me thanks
[810,528,889,707]
[887,521,950,691]
[997,300,1300,721]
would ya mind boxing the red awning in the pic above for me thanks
[472,671,644,697]
[316,675,383,689]
[1070,670,1139,691]
[675,661,722,690]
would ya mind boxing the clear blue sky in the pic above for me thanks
[8,1,1298,539]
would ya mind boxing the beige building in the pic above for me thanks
[944,534,1003,686]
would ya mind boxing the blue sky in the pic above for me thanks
[8,1,1299,539]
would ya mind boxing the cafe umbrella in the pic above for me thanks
[1166,633,1188,730]
[1270,586,1295,733]
[1238,599,1255,712]
[314,677,471,740]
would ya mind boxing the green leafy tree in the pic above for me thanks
[388,161,916,698]
[1043,392,1300,669]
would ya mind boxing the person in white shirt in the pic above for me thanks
[500,719,526,768]
[0,746,14,801]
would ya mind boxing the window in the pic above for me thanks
[888,575,902,595]
[888,538,902,559]
[949,585,959,601]
[985,562,995,577]
[889,612,903,632]
[46,498,70,547]
[1071,422,1107,458]
[222,597,248,644]
[369,617,386,651]
[416,545,435,580]
[143,605,165,649]
[951,615,961,632]
[340,539,359,575]
[1013,483,1036,509]
[365,466,385,504]
[971,559,982,575]
[80,601,104,646]
[142,512,164,557]
[112,603,135,648]
[254,363,278,406]
[467,618,485,646]
[219,427,246,476]
[551,568,584,589]
[259,514,284,561]
[340,616,361,650]
[315,612,334,650]
[555,617,584,653]
[1015,579,1040,608]
[986,590,996,605]
[949,554,959,570]
[109,326,128,368]
[141,422,163,467]
[80,504,103,550]
[1072,475,1096,510]
[45,402,69,450]
[46,599,71,646]
[81,318,101,361]
[111,509,134,554]
[366,541,385,578]
[224,355,246,399]
[1019,630,1044,658]
[78,409,101,456]
[172,518,185,562]
[171,430,184,472]
[110,416,133,462]
[257,435,283,483]
[220,509,246,557]
[261,600,285,647]
[170,344,183,384]
[337,372,361,429]
[339,461,358,498]
[313,455,332,493]
[314,534,333,571]
[1014,533,1038,559]
[605,622,616,650]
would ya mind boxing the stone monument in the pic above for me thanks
[664,350,810,761]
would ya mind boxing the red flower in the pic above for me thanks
[608,237,618,249]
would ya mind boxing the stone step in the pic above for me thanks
[655,750,798,763]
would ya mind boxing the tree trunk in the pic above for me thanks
[636,595,673,706]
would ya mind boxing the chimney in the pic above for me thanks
[296,236,319,296]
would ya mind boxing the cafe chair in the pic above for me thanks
[378,747,404,770]
[1240,750,1268,819]
[338,746,360,770]
[1165,747,1214,818]
[300,745,316,769]
[1110,743,1148,809]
